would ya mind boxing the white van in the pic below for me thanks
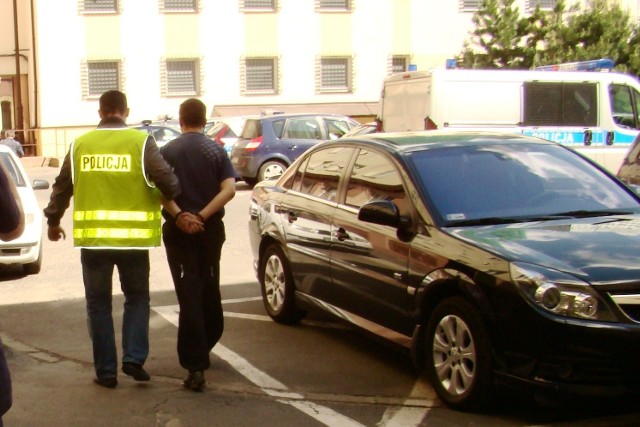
[378,61,640,171]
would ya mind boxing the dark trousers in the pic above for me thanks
[81,249,151,379]
[163,218,225,371]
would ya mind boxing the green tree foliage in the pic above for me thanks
[458,0,640,78]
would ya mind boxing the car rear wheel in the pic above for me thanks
[258,161,286,182]
[260,244,305,324]
[424,297,493,411]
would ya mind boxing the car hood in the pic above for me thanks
[447,215,640,285]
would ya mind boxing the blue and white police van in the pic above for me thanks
[378,59,640,171]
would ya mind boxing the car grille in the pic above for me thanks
[0,248,22,256]
[609,293,640,323]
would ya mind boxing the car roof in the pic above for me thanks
[250,113,355,121]
[336,130,555,153]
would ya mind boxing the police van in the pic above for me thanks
[378,59,640,171]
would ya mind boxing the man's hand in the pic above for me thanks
[175,212,204,234]
[48,225,66,241]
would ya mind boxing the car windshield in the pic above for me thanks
[408,142,640,226]
[0,153,25,187]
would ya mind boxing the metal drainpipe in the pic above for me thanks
[13,0,24,145]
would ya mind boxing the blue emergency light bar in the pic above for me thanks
[535,58,615,72]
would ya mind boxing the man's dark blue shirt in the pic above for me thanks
[160,132,235,220]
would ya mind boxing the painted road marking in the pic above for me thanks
[153,303,433,426]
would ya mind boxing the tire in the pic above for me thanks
[259,244,305,324]
[424,296,493,411]
[258,161,287,183]
[23,244,42,275]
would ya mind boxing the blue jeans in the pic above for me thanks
[81,249,150,379]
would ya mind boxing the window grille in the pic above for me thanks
[459,0,482,12]
[390,56,409,75]
[166,60,199,95]
[81,0,117,13]
[527,0,556,10]
[163,0,197,12]
[243,58,278,94]
[316,0,351,11]
[87,61,120,97]
[242,0,276,11]
[318,57,352,93]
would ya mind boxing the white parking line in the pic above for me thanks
[153,302,435,426]
[153,304,366,427]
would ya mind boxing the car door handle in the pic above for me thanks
[335,227,350,241]
[287,211,298,223]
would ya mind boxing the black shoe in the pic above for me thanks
[94,377,118,388]
[122,362,151,382]
[182,370,205,392]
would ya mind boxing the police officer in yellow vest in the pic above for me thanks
[44,90,181,388]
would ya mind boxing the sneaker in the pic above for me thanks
[94,377,118,388]
[182,370,205,392]
[122,362,151,382]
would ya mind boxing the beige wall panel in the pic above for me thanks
[84,16,122,58]
[244,15,278,54]
[319,14,352,53]
[164,15,201,56]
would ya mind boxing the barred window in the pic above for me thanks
[245,58,277,93]
[391,56,409,74]
[163,0,197,11]
[319,57,351,93]
[317,0,351,11]
[527,0,556,10]
[82,0,117,13]
[166,60,198,95]
[242,0,276,11]
[459,0,481,11]
[88,61,120,96]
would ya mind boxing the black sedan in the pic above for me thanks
[248,131,640,410]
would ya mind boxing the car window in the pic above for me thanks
[241,119,263,139]
[411,143,640,224]
[271,119,285,138]
[610,84,640,129]
[345,149,405,209]
[289,157,309,192]
[299,147,354,202]
[285,118,322,140]
[0,153,25,187]
[324,118,352,140]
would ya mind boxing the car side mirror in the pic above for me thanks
[32,179,49,190]
[358,200,415,242]
[358,200,400,227]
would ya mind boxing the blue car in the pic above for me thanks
[229,113,359,185]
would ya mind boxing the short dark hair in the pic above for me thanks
[99,90,128,115]
[179,98,207,128]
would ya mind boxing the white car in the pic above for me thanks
[206,115,258,154]
[0,145,49,274]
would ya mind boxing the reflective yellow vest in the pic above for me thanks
[71,128,161,248]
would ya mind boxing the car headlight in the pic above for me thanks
[509,262,616,322]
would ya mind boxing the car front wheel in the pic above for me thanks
[259,244,305,324]
[424,296,493,411]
